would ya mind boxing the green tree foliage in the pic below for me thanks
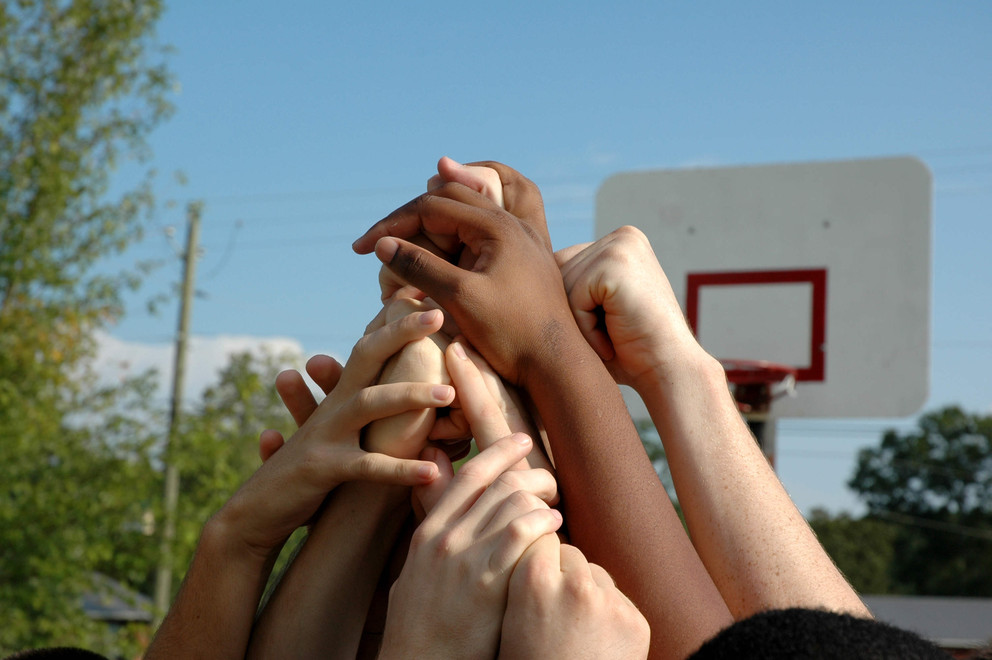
[847,406,992,596]
[0,0,172,653]
[168,350,299,587]
[2,367,164,655]
[808,509,898,595]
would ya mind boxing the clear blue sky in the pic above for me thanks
[110,1,992,514]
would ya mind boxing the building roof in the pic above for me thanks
[864,595,992,650]
[81,573,152,624]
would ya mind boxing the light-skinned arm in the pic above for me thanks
[556,225,871,619]
[353,162,732,659]
[145,309,453,660]
[248,290,453,658]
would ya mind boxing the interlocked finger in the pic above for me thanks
[445,341,513,448]
[304,354,343,395]
[465,160,550,250]
[486,506,563,579]
[275,369,318,427]
[423,433,535,527]
[337,446,439,487]
[342,308,445,390]
[346,381,455,430]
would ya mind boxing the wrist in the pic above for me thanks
[637,348,741,436]
[518,316,599,390]
[206,503,281,571]
[630,341,724,402]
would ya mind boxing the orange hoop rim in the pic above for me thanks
[720,359,798,386]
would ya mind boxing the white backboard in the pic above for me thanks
[596,156,931,419]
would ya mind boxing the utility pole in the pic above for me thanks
[153,201,202,624]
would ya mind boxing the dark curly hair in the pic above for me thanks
[689,608,951,660]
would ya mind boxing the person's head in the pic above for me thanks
[689,608,950,660]
[4,649,108,660]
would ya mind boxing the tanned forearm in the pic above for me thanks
[638,348,870,619]
[146,516,275,660]
[248,481,412,659]
[522,329,732,660]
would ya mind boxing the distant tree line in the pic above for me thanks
[810,406,992,597]
[0,2,305,655]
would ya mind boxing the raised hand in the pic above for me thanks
[499,535,650,660]
[353,162,575,386]
[377,156,506,301]
[560,227,870,621]
[378,434,561,659]
[258,353,343,462]
[365,158,504,451]
[556,225,707,391]
[150,312,456,660]
[216,308,453,557]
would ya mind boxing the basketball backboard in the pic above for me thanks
[595,156,931,419]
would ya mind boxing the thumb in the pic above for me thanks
[374,237,470,311]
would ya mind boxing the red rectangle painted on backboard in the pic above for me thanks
[686,269,828,381]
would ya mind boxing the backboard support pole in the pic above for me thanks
[745,413,777,469]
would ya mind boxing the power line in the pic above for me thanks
[872,510,992,542]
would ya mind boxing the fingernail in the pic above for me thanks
[418,463,437,480]
[374,237,398,262]
[433,385,453,402]
[451,341,468,360]
[421,309,440,324]
[550,509,563,523]
[513,433,532,445]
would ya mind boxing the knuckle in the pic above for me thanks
[503,510,538,543]
[472,567,499,593]
[413,191,432,217]
[590,564,617,588]
[409,519,434,544]
[614,224,646,242]
[350,333,374,360]
[408,524,433,553]
[530,468,556,492]
[430,528,463,560]
[505,488,538,512]
[564,571,597,601]
[453,458,490,484]
[476,398,504,424]
[349,451,378,480]
[517,554,557,590]
[635,610,651,635]
[400,249,432,281]
[352,387,375,411]
[405,381,428,404]
[494,469,524,490]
